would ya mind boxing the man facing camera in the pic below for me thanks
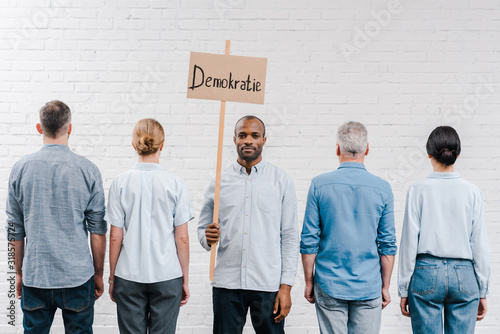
[301,121,397,334]
[198,115,299,334]
[6,101,107,333]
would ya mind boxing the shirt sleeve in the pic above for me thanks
[5,166,25,241]
[173,180,194,227]
[85,167,107,234]
[300,181,321,255]
[398,186,421,297]
[377,184,397,256]
[197,180,215,251]
[280,174,299,287]
[470,188,490,298]
[105,177,125,228]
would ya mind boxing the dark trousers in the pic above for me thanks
[213,287,285,334]
[113,276,183,334]
[21,276,95,334]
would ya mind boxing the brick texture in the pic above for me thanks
[1,0,499,333]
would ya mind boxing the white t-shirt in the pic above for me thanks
[106,162,194,283]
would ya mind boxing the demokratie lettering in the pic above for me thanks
[189,65,262,92]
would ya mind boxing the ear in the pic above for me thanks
[132,142,136,150]
[159,143,164,151]
[365,143,369,156]
[428,154,432,159]
[67,124,72,135]
[233,136,237,145]
[36,123,43,135]
[262,136,267,145]
[336,144,341,157]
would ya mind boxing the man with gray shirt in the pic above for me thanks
[198,115,299,334]
[6,100,107,333]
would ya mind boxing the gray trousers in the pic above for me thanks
[114,276,183,334]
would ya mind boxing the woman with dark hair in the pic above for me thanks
[398,126,490,334]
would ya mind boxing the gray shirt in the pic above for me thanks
[6,144,107,289]
[198,160,299,292]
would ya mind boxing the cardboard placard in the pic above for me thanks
[187,52,267,104]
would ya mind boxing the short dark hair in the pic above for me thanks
[426,126,461,166]
[39,100,72,138]
[234,115,266,137]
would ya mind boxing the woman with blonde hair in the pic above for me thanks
[107,118,193,334]
[398,126,490,334]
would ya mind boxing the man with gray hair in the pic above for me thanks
[300,121,397,334]
[6,100,107,333]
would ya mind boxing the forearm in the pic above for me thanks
[13,239,24,275]
[301,253,317,285]
[90,233,106,277]
[175,224,190,283]
[109,226,123,278]
[381,255,395,289]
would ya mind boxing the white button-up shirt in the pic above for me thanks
[198,160,299,292]
[106,163,194,283]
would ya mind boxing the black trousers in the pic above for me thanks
[213,287,285,334]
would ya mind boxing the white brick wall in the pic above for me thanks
[1,0,499,332]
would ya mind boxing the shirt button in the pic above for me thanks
[243,248,246,251]
[246,195,250,198]
[244,232,248,234]
[245,213,248,217]
[242,266,245,268]
[248,177,251,181]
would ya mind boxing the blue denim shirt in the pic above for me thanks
[301,162,397,300]
[6,144,107,289]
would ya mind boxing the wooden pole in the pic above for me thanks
[210,40,231,281]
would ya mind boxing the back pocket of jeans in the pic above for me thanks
[63,278,93,312]
[21,286,46,311]
[315,284,338,310]
[410,265,438,295]
[455,265,478,296]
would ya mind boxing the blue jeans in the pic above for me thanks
[408,255,480,334]
[21,276,95,334]
[314,283,382,334]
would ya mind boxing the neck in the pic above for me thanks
[43,136,68,145]
[138,152,160,163]
[238,156,262,175]
[433,163,454,173]
[338,154,365,164]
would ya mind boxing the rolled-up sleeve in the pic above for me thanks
[197,180,215,251]
[398,186,420,297]
[85,168,107,234]
[470,188,490,298]
[173,180,194,227]
[377,184,397,256]
[5,167,25,241]
[280,175,299,286]
[300,181,321,255]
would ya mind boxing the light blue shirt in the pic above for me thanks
[106,163,194,283]
[301,162,397,300]
[398,172,490,298]
[6,144,107,289]
[197,160,299,292]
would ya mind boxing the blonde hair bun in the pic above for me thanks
[132,119,165,156]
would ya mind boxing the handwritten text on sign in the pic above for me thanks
[187,52,267,104]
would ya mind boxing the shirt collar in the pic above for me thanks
[133,162,165,171]
[234,159,266,175]
[41,144,71,151]
[337,162,366,170]
[427,171,461,179]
